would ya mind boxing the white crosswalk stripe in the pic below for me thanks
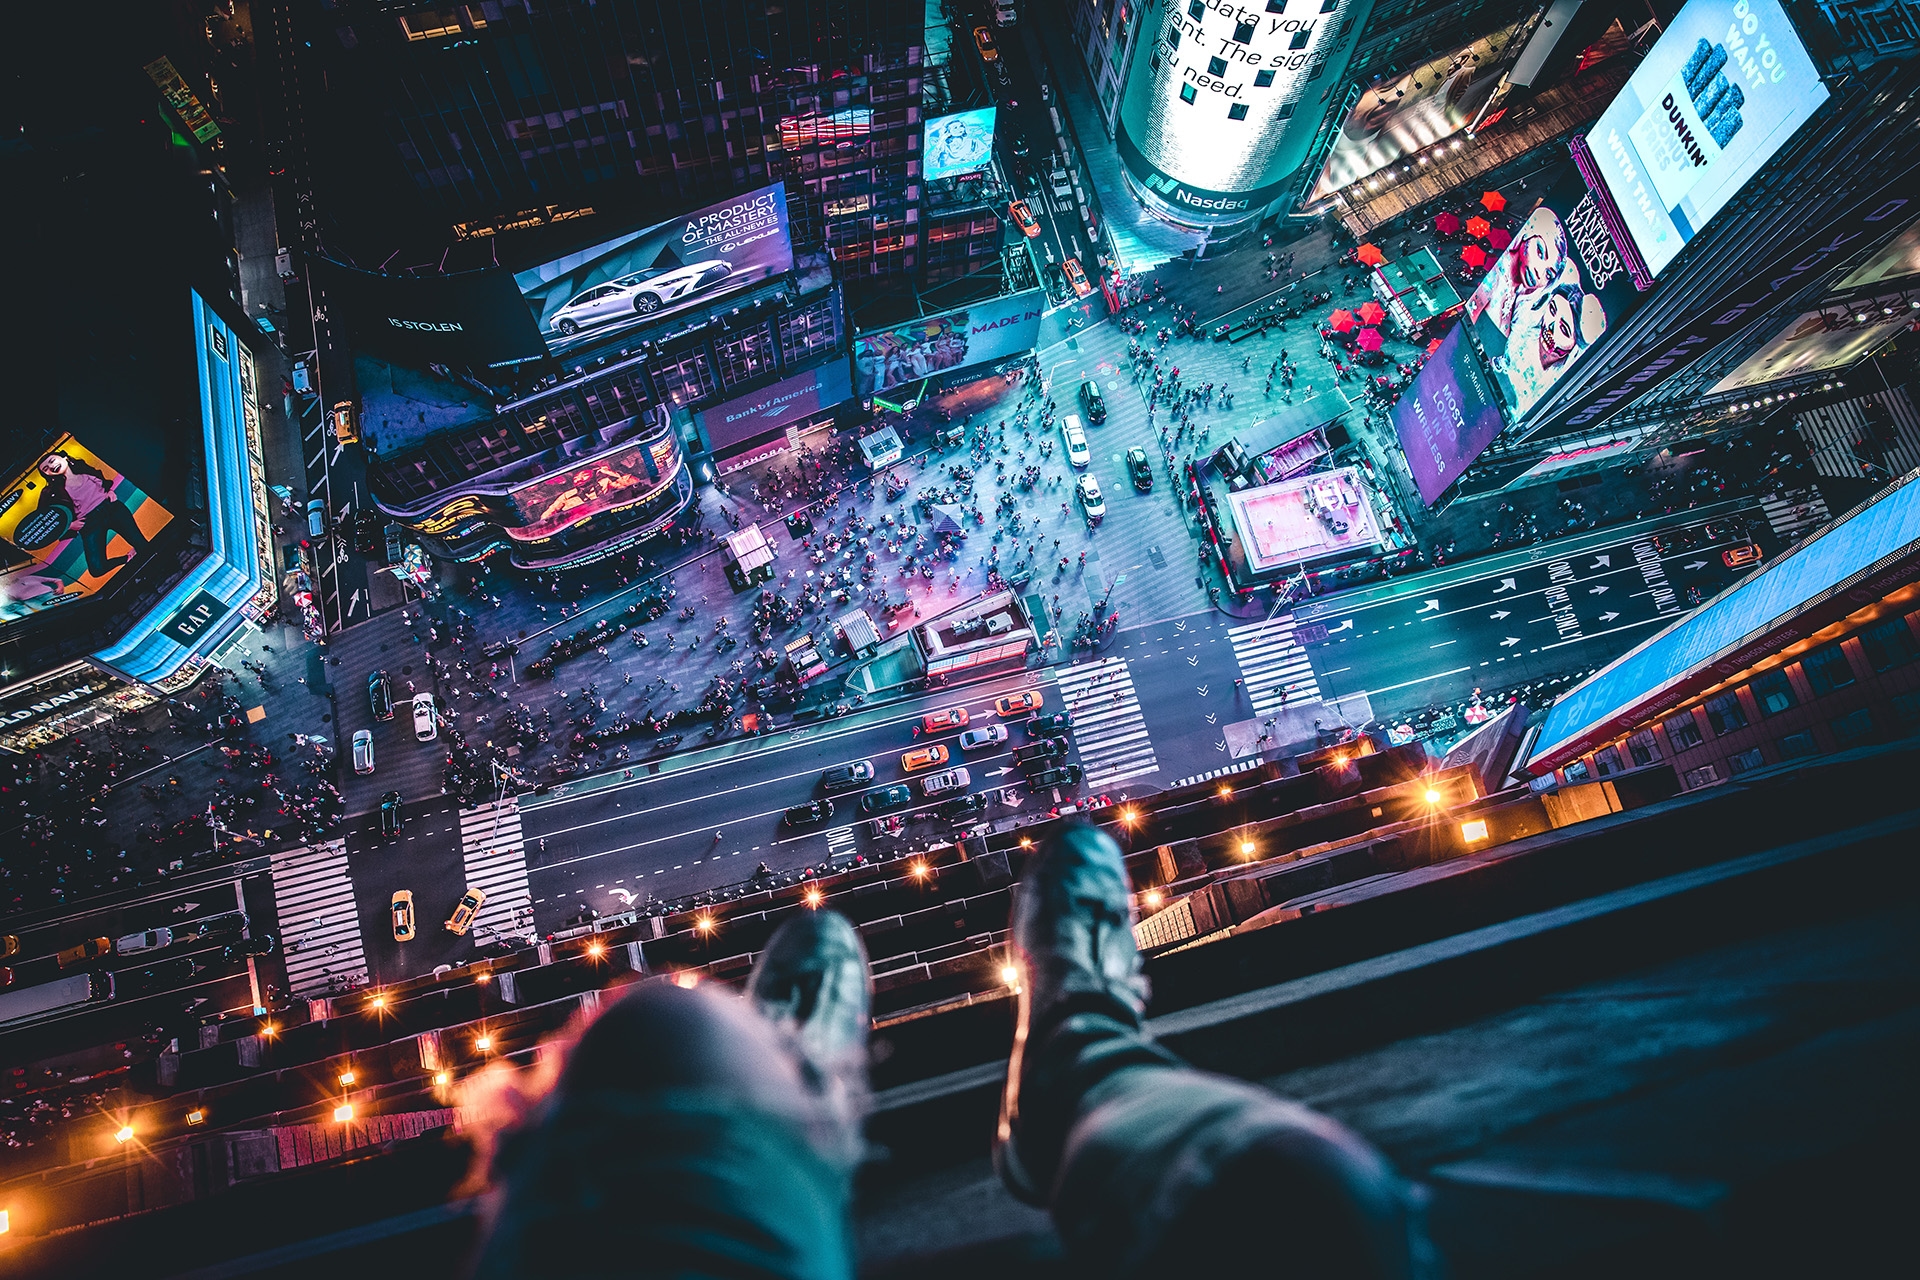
[826,825,856,856]
[1052,657,1159,787]
[1227,618,1321,714]
[270,839,368,998]
[1171,757,1268,789]
[1758,488,1830,546]
[459,800,534,941]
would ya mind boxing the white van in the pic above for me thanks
[1061,414,1090,467]
[996,0,1017,26]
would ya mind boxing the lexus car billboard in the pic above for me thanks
[515,184,794,357]
[1581,0,1828,279]
[1466,170,1646,421]
[923,108,998,182]
[0,435,174,622]
[1391,327,1508,506]
[1309,23,1524,202]
[315,258,550,371]
[1708,305,1914,394]
[852,289,1045,398]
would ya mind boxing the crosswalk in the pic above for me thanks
[1758,488,1831,546]
[1171,756,1269,790]
[1226,618,1322,715]
[459,800,534,943]
[1053,657,1159,787]
[269,839,368,998]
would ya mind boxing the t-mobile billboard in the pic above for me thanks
[1391,327,1507,506]
[317,259,551,370]
[515,183,795,357]
[1466,169,1647,421]
[1581,0,1828,279]
[852,289,1045,397]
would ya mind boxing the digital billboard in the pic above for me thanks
[515,183,794,357]
[507,437,684,542]
[852,289,1045,398]
[1707,305,1912,393]
[1833,218,1920,292]
[315,259,550,371]
[1309,23,1523,201]
[1466,170,1646,421]
[0,435,174,623]
[923,108,998,182]
[1582,0,1828,279]
[694,360,855,452]
[1391,327,1508,506]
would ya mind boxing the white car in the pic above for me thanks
[114,928,173,956]
[352,728,375,775]
[1062,415,1090,467]
[958,725,1009,751]
[921,766,972,797]
[549,261,735,336]
[411,693,439,742]
[1076,473,1106,523]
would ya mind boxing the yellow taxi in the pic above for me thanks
[445,887,487,936]
[1009,200,1041,237]
[901,744,951,773]
[392,891,416,943]
[995,690,1044,717]
[1062,257,1092,298]
[922,706,971,732]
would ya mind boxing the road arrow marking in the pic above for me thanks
[1492,577,1518,593]
[1205,712,1218,724]
[988,766,1016,777]
[1500,637,1520,647]
[1599,611,1620,621]
[1327,619,1354,633]
[1490,610,1511,620]
[171,902,202,914]
[1215,740,1228,752]
[1684,559,1708,570]
[1174,620,1189,633]
[1197,684,1209,696]
[1591,555,1611,568]
[1417,599,1441,614]
[1588,585,1609,595]
[1187,654,1199,666]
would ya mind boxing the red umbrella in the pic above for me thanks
[1481,190,1507,212]
[1434,211,1461,234]
[1329,309,1358,332]
[1460,244,1488,268]
[1357,300,1386,325]
[1355,327,1385,352]
[1466,215,1492,239]
[1486,226,1512,252]
[1355,243,1387,266]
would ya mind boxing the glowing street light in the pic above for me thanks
[804,888,824,908]
[114,1125,135,1144]
[333,1104,354,1124]
[474,1034,493,1052]
[338,1070,356,1087]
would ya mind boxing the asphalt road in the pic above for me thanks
[344,793,473,987]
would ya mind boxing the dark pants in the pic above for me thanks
[77,499,148,577]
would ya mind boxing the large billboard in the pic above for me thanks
[1708,305,1913,394]
[515,184,794,357]
[1582,0,1828,280]
[1309,23,1523,201]
[507,434,684,543]
[1832,218,1920,292]
[694,360,855,452]
[1391,327,1507,506]
[0,435,174,623]
[316,259,550,371]
[852,289,1045,398]
[1466,170,1646,421]
[923,108,999,182]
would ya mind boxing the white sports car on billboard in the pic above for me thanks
[549,260,735,336]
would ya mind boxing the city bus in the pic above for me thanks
[0,972,114,1028]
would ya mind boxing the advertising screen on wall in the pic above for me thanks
[315,259,550,370]
[1832,218,1920,292]
[1466,170,1646,421]
[507,439,681,542]
[923,108,998,182]
[1582,0,1828,279]
[0,435,174,623]
[852,289,1044,398]
[515,184,794,357]
[1391,327,1508,506]
[1708,305,1914,394]
[695,360,854,452]
[1309,23,1523,201]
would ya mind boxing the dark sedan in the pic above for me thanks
[860,784,915,815]
[782,799,836,828]
[1127,446,1154,491]
[1013,738,1069,766]
[1028,764,1084,789]
[1026,712,1073,738]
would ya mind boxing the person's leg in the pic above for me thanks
[996,823,1432,1279]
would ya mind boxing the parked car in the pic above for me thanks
[1127,446,1154,491]
[55,937,111,969]
[1026,712,1073,738]
[352,729,375,776]
[113,928,173,957]
[1080,378,1106,424]
[121,957,203,997]
[392,891,416,942]
[1062,416,1090,467]
[973,24,999,60]
[921,767,972,797]
[1028,764,1085,789]
[222,934,278,962]
[1014,738,1069,766]
[445,887,487,935]
[1,935,17,959]
[959,725,1009,751]
[901,744,950,773]
[1009,199,1041,237]
[412,693,438,742]
[1062,257,1091,298]
[922,706,971,732]
[379,791,404,838]
[1076,474,1106,523]
[330,400,358,444]
[178,914,246,944]
[941,793,990,821]
[306,499,327,538]
[782,799,836,828]
[368,670,394,721]
[0,968,12,989]
[352,509,384,556]
[995,691,1044,717]
[860,784,914,814]
[821,760,875,792]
